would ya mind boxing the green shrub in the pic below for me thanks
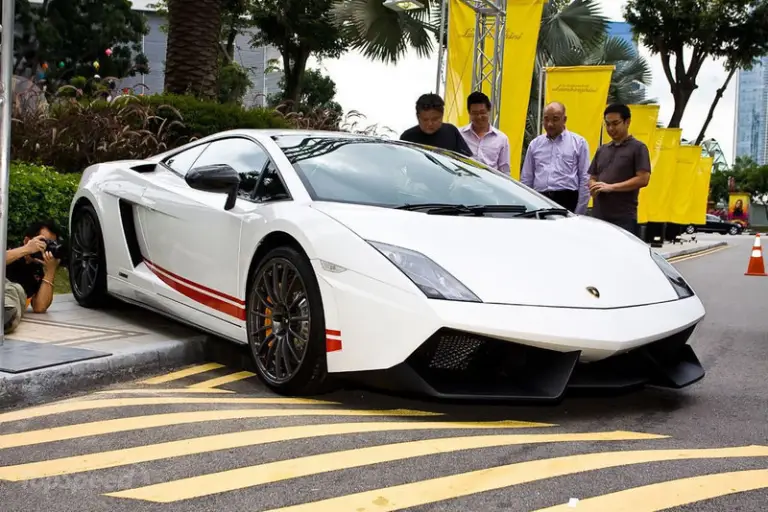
[6,162,80,249]
[139,93,290,139]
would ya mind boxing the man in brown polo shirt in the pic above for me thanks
[587,103,651,236]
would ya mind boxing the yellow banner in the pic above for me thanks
[669,145,702,224]
[688,156,713,225]
[645,128,682,223]
[444,0,476,126]
[445,0,544,180]
[544,65,614,161]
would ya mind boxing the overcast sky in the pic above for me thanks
[307,0,736,163]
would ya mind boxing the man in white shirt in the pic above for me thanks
[459,91,511,174]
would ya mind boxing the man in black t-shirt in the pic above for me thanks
[400,93,473,157]
[4,221,62,331]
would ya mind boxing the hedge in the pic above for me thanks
[6,162,80,249]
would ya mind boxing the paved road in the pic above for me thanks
[1,235,767,512]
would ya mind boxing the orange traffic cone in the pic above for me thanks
[745,234,767,276]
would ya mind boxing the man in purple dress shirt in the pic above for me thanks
[520,102,590,214]
[459,91,511,174]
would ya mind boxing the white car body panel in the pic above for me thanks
[68,129,706,388]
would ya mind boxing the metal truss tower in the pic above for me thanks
[457,0,507,127]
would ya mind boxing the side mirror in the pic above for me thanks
[186,164,241,210]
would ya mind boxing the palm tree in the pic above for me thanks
[164,0,224,99]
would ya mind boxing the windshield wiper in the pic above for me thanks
[514,207,571,219]
[395,203,527,216]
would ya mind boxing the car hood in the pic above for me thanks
[312,202,680,309]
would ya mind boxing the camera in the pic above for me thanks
[44,238,64,260]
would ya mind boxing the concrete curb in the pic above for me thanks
[0,335,209,410]
[660,241,728,260]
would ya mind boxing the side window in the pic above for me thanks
[164,143,210,175]
[254,162,290,202]
[190,138,270,199]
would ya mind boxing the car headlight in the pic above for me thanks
[651,250,694,299]
[368,241,481,302]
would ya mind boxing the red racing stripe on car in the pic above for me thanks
[326,329,342,352]
[144,259,247,321]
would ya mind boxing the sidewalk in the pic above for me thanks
[0,294,210,408]
[652,233,730,260]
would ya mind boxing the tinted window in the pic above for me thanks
[254,162,290,202]
[192,138,270,199]
[273,136,555,210]
[164,143,210,174]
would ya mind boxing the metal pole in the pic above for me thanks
[537,66,544,134]
[0,0,14,346]
[436,0,447,95]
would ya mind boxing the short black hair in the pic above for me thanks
[25,220,62,240]
[467,91,491,110]
[604,103,631,120]
[416,93,444,114]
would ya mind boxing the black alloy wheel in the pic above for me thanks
[247,246,329,394]
[69,204,108,307]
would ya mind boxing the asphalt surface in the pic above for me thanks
[1,234,767,512]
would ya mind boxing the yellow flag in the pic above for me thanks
[444,0,476,126]
[543,65,614,161]
[688,156,713,225]
[445,0,545,180]
[645,128,682,223]
[500,0,545,180]
[669,145,702,224]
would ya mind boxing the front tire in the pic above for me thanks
[69,203,109,308]
[246,246,331,395]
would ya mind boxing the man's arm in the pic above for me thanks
[520,139,536,187]
[6,236,46,265]
[454,127,473,157]
[574,138,591,214]
[497,136,511,175]
[30,252,58,314]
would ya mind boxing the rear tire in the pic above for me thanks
[246,246,332,395]
[69,203,109,308]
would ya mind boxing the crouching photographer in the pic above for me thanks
[4,221,64,333]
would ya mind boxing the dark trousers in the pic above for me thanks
[541,189,579,212]
[603,217,639,237]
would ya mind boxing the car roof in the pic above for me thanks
[149,129,388,162]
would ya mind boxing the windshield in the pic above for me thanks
[272,135,559,210]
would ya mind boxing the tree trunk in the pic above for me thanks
[281,49,310,109]
[164,0,223,99]
[667,86,694,128]
[695,68,736,146]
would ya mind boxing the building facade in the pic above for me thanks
[733,57,768,165]
[28,0,284,107]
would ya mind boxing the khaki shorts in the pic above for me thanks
[4,279,27,333]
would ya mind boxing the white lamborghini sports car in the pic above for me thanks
[67,129,706,401]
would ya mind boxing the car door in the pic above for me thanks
[139,136,270,325]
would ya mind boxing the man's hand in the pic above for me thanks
[24,235,47,256]
[589,181,614,196]
[33,251,60,273]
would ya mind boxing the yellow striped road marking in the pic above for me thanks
[0,408,447,449]
[260,445,768,512]
[140,363,225,384]
[0,397,335,424]
[141,363,225,384]
[106,430,662,503]
[0,420,553,481]
[667,245,729,263]
[535,468,768,511]
[96,388,235,394]
[187,371,257,389]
